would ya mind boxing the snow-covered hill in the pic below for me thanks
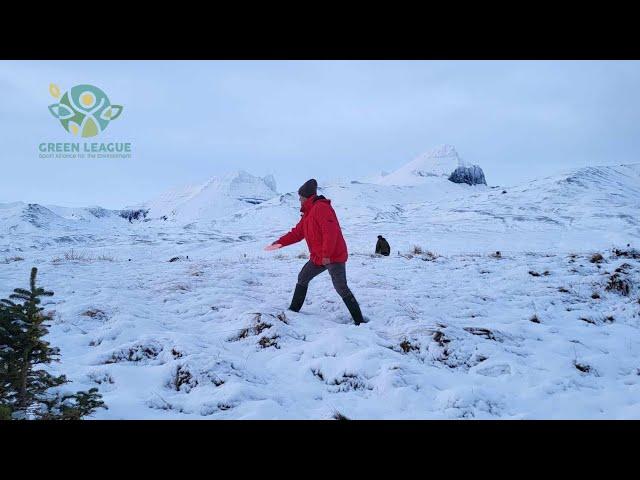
[1,154,639,419]
[0,202,72,234]
[0,201,135,236]
[208,162,639,255]
[143,170,278,224]
[376,144,481,186]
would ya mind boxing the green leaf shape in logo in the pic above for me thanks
[48,103,75,120]
[105,105,123,120]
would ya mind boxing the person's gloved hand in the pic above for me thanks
[322,257,330,265]
[264,243,282,251]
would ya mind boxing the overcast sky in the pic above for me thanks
[0,60,638,208]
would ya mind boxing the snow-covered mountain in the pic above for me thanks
[376,144,483,186]
[0,202,130,234]
[0,202,71,234]
[205,162,639,255]
[2,151,638,255]
[2,156,638,254]
[143,170,278,224]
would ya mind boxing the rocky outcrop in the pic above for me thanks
[377,145,488,187]
[448,165,487,186]
[118,209,150,223]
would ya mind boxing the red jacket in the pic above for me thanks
[275,195,348,265]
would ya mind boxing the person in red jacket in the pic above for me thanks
[264,179,366,325]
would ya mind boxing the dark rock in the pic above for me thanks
[119,209,149,223]
[448,165,487,186]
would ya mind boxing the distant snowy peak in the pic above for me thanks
[145,170,279,223]
[406,144,463,175]
[377,144,485,186]
[0,201,134,234]
[203,170,277,204]
[262,174,277,192]
[422,143,463,166]
[17,203,65,230]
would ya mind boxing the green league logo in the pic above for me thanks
[48,83,123,138]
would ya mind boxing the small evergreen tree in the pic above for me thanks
[0,267,106,420]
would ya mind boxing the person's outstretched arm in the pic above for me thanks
[264,218,304,251]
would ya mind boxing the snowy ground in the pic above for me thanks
[1,240,639,419]
[1,158,639,419]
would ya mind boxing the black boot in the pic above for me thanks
[289,283,308,312]
[342,293,365,325]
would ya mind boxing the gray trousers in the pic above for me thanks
[297,261,353,299]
